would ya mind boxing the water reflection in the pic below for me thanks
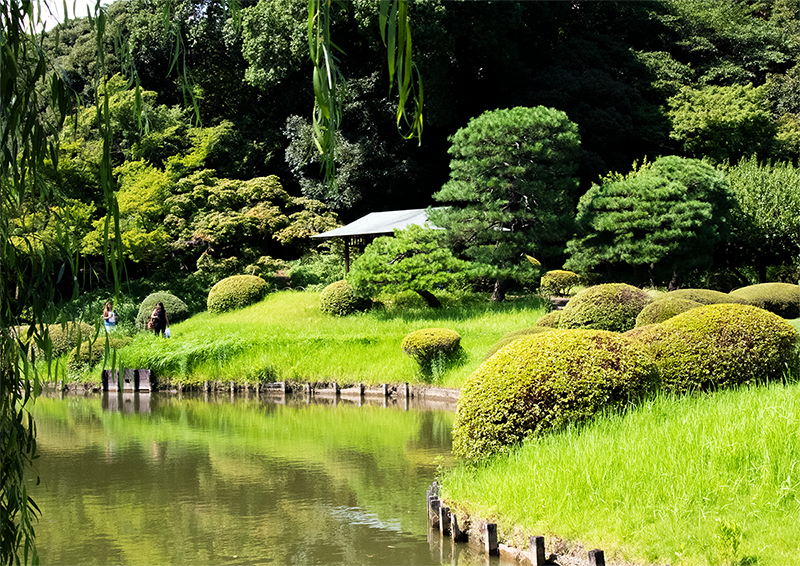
[31,391,492,566]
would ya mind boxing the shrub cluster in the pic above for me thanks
[319,280,366,316]
[534,311,561,328]
[137,292,190,328]
[206,275,268,314]
[484,326,553,361]
[68,336,132,370]
[635,297,702,327]
[664,288,747,305]
[559,283,652,332]
[401,328,462,367]
[729,282,799,319]
[626,303,800,394]
[453,329,655,462]
[540,270,580,296]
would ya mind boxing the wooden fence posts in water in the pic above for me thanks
[101,369,152,391]
[428,482,609,565]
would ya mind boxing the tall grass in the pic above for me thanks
[102,291,548,387]
[441,380,800,565]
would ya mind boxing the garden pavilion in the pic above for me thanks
[311,208,440,273]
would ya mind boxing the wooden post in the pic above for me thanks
[428,496,440,529]
[439,506,451,537]
[403,382,409,398]
[588,549,605,566]
[451,513,467,542]
[485,523,498,555]
[530,536,546,566]
[344,236,351,273]
[381,383,388,397]
[230,381,235,393]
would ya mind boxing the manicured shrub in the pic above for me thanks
[540,270,580,296]
[558,283,652,332]
[729,282,800,319]
[67,336,132,370]
[137,292,190,328]
[401,328,462,366]
[484,326,553,361]
[319,279,365,316]
[453,329,656,462]
[206,275,268,314]
[664,288,747,305]
[534,311,561,328]
[627,303,800,394]
[635,297,702,327]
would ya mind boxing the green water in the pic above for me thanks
[29,391,475,565]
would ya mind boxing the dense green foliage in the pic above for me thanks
[206,275,269,314]
[348,225,469,307]
[566,157,734,287]
[558,284,652,333]
[627,304,800,394]
[136,292,190,328]
[452,329,655,462]
[401,328,462,373]
[319,280,364,317]
[429,106,581,301]
[729,283,800,319]
[634,297,702,327]
[724,156,800,281]
[539,270,580,296]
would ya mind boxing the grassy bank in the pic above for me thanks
[78,290,548,388]
[440,379,800,566]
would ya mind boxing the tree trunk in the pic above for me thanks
[416,290,442,308]
[490,278,507,302]
[668,270,681,291]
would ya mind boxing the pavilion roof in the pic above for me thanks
[311,208,440,239]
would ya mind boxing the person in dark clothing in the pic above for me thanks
[150,302,169,337]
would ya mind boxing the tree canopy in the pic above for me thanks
[429,106,581,301]
[565,156,734,288]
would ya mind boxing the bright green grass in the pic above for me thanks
[440,380,800,566]
[102,291,548,387]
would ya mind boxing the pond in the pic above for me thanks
[29,390,492,565]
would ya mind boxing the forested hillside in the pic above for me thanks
[27,0,800,297]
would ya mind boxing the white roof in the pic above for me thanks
[311,208,440,238]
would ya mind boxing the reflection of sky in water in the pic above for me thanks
[329,506,403,532]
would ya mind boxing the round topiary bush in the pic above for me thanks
[664,288,747,306]
[534,311,561,328]
[67,336,132,370]
[453,329,656,462]
[484,326,553,361]
[634,297,703,327]
[626,303,800,394]
[319,280,365,316]
[729,283,800,319]
[540,270,580,296]
[558,283,652,333]
[401,328,462,366]
[206,275,268,314]
[137,292,190,329]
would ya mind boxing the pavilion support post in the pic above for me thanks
[344,236,351,273]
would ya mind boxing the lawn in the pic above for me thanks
[91,290,549,388]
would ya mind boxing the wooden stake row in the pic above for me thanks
[427,482,607,565]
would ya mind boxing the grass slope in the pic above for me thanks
[104,291,548,388]
[441,380,800,566]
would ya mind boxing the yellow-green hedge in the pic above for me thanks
[401,328,461,366]
[626,303,800,394]
[207,275,269,314]
[729,282,799,319]
[319,280,365,316]
[634,297,702,327]
[453,329,656,462]
[540,270,580,296]
[559,283,651,332]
